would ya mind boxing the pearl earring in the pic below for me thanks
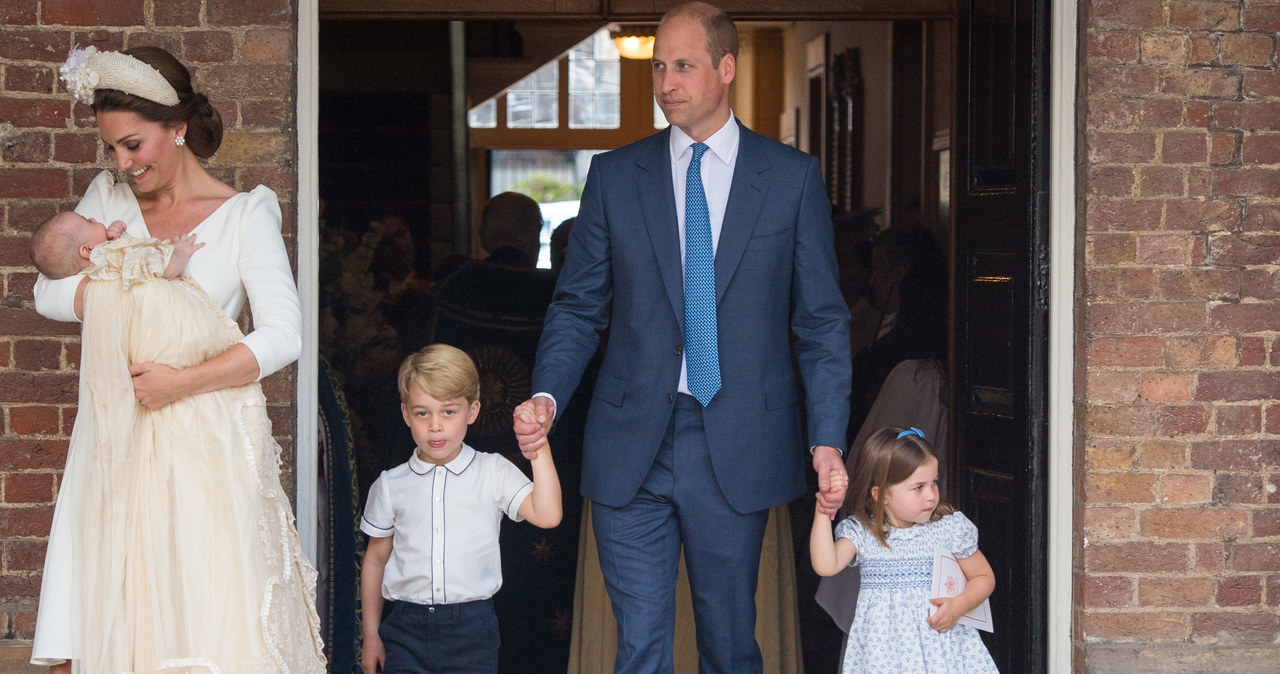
[175,136,186,147]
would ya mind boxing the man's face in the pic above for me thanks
[652,14,735,142]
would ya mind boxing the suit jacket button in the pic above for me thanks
[667,394,675,404]
[674,345,683,355]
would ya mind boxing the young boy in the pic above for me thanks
[360,344,562,674]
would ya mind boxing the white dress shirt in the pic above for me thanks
[669,114,740,396]
[360,444,533,605]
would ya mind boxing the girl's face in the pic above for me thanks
[880,456,939,528]
[96,110,186,193]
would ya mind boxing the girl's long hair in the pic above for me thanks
[844,426,954,548]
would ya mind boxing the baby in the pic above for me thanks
[30,211,203,314]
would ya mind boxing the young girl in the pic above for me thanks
[810,426,998,673]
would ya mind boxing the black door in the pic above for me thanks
[952,0,1050,672]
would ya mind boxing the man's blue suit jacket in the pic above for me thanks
[533,122,852,515]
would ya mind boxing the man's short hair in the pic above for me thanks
[397,344,481,404]
[30,211,88,280]
[479,192,543,260]
[660,1,739,65]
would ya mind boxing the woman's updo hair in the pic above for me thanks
[92,46,223,158]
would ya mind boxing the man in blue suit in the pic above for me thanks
[514,3,851,671]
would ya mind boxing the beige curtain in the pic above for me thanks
[567,501,804,673]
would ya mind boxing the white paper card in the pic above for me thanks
[929,547,994,633]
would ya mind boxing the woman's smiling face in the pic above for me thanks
[96,109,185,191]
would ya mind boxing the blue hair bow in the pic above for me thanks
[897,427,925,440]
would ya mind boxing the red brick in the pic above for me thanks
[1140,439,1188,469]
[1169,1,1241,31]
[1266,404,1280,434]
[1166,336,1236,369]
[7,202,57,233]
[1188,167,1215,197]
[1090,0,1166,30]
[1085,302,1141,333]
[1191,611,1280,644]
[1086,199,1162,232]
[185,31,234,63]
[1221,33,1275,68]
[11,611,35,639]
[241,99,290,128]
[1086,541,1189,573]
[1086,439,1138,471]
[4,64,54,94]
[1165,199,1238,231]
[0,507,53,537]
[1139,576,1214,607]
[242,29,292,63]
[1140,507,1248,539]
[0,342,9,367]
[1088,371,1140,402]
[1090,66,1162,98]
[1242,135,1280,165]
[199,64,291,101]
[1244,203,1280,231]
[1088,337,1165,367]
[3,473,54,504]
[1190,439,1280,471]
[1211,303,1280,333]
[1210,132,1238,165]
[1084,576,1134,608]
[1162,132,1208,164]
[0,1,37,24]
[1266,575,1280,607]
[1232,543,1280,572]
[1147,100,1189,129]
[207,0,290,25]
[123,32,182,58]
[0,575,42,603]
[53,132,99,163]
[65,342,81,372]
[1157,268,1239,302]
[1091,133,1157,163]
[1138,234,1191,264]
[1086,473,1157,504]
[1222,101,1280,132]
[1160,474,1212,503]
[1255,509,1280,537]
[1162,70,1241,100]
[0,168,68,199]
[1215,405,1261,434]
[1087,233,1137,264]
[0,96,67,130]
[1244,70,1280,99]
[1245,5,1280,31]
[0,438,68,471]
[1159,405,1210,436]
[0,235,33,268]
[9,406,59,435]
[1087,268,1155,299]
[13,339,61,371]
[1088,33,1141,64]
[1087,404,1162,437]
[154,0,200,26]
[1082,612,1187,641]
[4,539,47,573]
[1188,34,1218,66]
[1142,34,1189,66]
[0,372,79,404]
[41,0,144,26]
[1084,506,1138,538]
[1196,542,1228,572]
[0,30,71,61]
[1138,164,1186,196]
[63,406,78,435]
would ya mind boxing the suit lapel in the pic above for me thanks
[714,123,769,304]
[636,129,684,327]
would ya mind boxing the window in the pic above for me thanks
[569,31,621,129]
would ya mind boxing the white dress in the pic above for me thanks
[31,171,322,672]
[835,512,998,674]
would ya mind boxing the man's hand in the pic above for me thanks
[812,445,847,519]
[513,396,554,460]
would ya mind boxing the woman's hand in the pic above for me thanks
[129,362,188,409]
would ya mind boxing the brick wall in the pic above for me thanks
[0,0,297,657]
[1081,0,1280,670]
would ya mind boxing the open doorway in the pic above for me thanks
[312,6,1049,672]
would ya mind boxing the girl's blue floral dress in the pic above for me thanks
[835,511,999,673]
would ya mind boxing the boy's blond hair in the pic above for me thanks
[30,211,89,280]
[397,344,481,404]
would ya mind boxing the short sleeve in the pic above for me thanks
[233,186,303,380]
[359,473,395,537]
[489,455,534,522]
[946,511,980,559]
[834,517,866,567]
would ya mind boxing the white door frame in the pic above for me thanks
[292,1,1078,669]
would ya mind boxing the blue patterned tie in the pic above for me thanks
[684,142,720,406]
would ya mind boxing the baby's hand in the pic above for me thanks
[106,220,127,240]
[170,232,205,257]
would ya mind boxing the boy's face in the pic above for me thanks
[79,216,109,250]
[401,388,480,465]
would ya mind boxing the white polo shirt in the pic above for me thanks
[360,443,534,605]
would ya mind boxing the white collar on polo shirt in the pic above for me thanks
[408,443,477,476]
